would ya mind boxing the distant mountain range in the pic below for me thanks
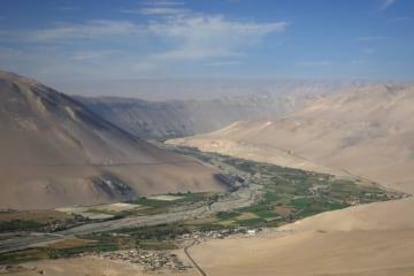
[55,78,382,100]
[76,80,387,139]
[77,95,316,139]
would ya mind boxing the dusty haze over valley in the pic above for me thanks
[0,0,413,275]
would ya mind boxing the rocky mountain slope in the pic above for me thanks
[0,71,223,209]
[58,78,379,100]
[77,95,316,139]
[168,84,414,193]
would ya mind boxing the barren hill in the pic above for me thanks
[168,84,414,193]
[77,80,382,139]
[77,94,315,139]
[0,71,223,209]
[168,84,414,275]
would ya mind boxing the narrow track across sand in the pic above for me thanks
[184,240,207,276]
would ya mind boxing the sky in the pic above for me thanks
[0,0,413,89]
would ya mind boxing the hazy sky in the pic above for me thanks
[0,0,413,86]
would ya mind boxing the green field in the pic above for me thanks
[0,146,404,265]
[0,220,44,232]
[172,146,403,227]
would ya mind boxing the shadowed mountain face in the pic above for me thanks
[0,71,223,209]
[169,84,414,194]
[76,79,385,139]
[77,95,317,139]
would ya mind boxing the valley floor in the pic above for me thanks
[5,206,414,276]
[1,147,412,276]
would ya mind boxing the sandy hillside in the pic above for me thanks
[168,84,414,275]
[278,196,414,232]
[0,70,224,209]
[189,197,414,276]
[190,229,414,276]
[168,84,414,193]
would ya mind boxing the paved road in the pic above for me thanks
[0,207,207,254]
[0,185,259,254]
[184,240,207,276]
[0,234,61,254]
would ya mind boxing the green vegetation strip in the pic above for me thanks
[0,220,44,232]
[173,146,403,227]
[1,146,404,265]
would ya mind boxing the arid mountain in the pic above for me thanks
[57,78,377,100]
[0,71,224,209]
[77,95,316,139]
[76,80,386,139]
[168,84,414,193]
[168,84,414,275]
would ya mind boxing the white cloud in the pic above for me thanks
[5,9,286,60]
[121,1,187,15]
[57,6,80,11]
[356,36,390,41]
[70,50,123,61]
[153,49,242,61]
[22,20,140,41]
[296,61,333,67]
[123,2,287,62]
[131,61,159,72]
[380,0,396,10]
[133,13,286,73]
[139,7,189,15]
[146,1,185,6]
[147,14,287,61]
[206,60,241,66]
[390,16,412,22]
[0,3,287,77]
[363,48,376,54]
[351,59,365,65]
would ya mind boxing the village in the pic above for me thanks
[84,227,259,273]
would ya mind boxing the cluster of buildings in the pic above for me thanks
[99,249,191,272]
[0,264,46,275]
[178,227,256,242]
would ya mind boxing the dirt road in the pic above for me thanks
[184,240,207,276]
